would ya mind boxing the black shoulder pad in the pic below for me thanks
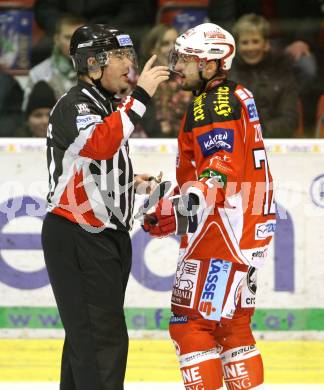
[183,81,242,132]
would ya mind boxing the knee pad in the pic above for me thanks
[221,345,264,389]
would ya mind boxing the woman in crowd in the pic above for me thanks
[138,24,191,138]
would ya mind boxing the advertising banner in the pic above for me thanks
[0,139,324,336]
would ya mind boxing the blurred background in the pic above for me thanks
[0,0,324,389]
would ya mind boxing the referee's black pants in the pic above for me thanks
[41,212,132,390]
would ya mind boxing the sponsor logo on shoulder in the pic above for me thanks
[244,98,259,122]
[76,103,90,114]
[198,128,234,157]
[255,220,276,240]
[76,114,102,131]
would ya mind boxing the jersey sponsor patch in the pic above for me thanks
[198,259,232,321]
[76,103,90,114]
[193,92,207,122]
[241,267,257,308]
[213,86,233,117]
[117,34,133,47]
[198,128,234,157]
[76,114,102,131]
[169,315,188,324]
[171,259,200,309]
[199,168,227,188]
[255,220,276,240]
[244,98,259,122]
[235,87,253,101]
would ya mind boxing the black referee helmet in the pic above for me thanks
[70,24,135,74]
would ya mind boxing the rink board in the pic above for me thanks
[0,140,324,385]
[0,139,324,337]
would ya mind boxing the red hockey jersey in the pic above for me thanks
[176,79,276,268]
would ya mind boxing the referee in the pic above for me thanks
[41,24,169,390]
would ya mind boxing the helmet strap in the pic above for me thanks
[89,66,105,89]
[193,60,208,96]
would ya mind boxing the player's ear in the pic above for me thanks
[87,57,102,80]
[204,60,218,79]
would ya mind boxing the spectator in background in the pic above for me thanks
[137,24,191,138]
[0,67,23,137]
[230,14,299,138]
[33,0,157,62]
[24,14,86,108]
[16,81,56,137]
[208,0,324,134]
[208,0,321,90]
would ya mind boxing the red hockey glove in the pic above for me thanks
[142,194,200,238]
[143,197,176,237]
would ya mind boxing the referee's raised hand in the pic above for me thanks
[137,54,170,97]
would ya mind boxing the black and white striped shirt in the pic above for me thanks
[46,79,150,232]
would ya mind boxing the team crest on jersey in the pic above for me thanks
[76,103,90,114]
[198,128,234,157]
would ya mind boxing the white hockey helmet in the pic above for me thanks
[170,23,236,72]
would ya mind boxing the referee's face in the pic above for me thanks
[101,51,134,96]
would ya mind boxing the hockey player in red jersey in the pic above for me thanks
[143,23,276,389]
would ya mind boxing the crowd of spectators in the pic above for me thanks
[0,0,323,138]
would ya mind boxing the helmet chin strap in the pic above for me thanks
[89,67,104,89]
[193,68,208,96]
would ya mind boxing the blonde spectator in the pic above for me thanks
[230,14,299,138]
